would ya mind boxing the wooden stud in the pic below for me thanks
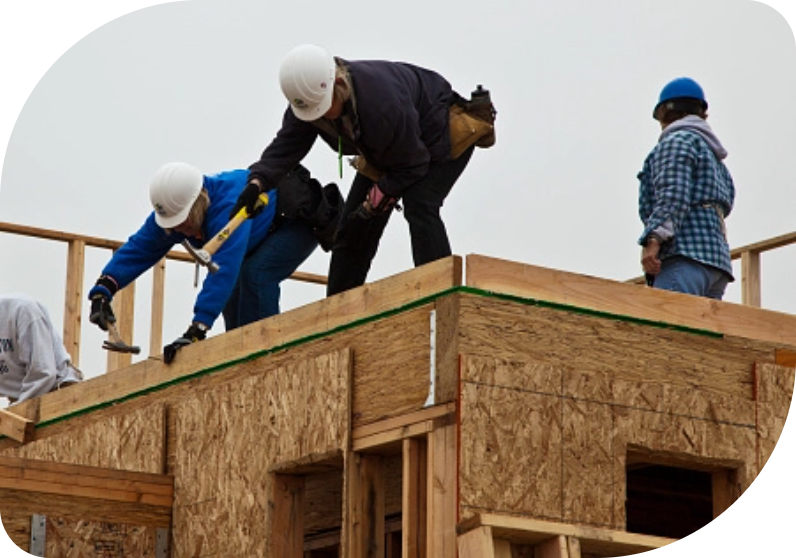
[427,418,457,558]
[741,250,762,308]
[402,437,427,558]
[150,258,166,357]
[63,239,85,366]
[270,474,305,558]
[107,281,136,372]
[457,525,495,558]
[493,539,512,558]
[566,537,582,558]
[712,469,737,518]
[346,453,385,558]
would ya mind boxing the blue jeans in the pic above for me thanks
[222,218,318,330]
[653,256,731,300]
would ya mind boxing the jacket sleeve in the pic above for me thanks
[248,108,319,191]
[102,214,176,288]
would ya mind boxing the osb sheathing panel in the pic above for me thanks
[45,518,162,557]
[457,288,781,530]
[756,363,795,470]
[0,402,166,474]
[171,349,351,558]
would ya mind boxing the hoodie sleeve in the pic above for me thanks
[102,214,176,288]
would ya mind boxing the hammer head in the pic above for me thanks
[182,239,220,274]
[103,340,141,354]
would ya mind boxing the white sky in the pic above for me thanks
[0,1,794,556]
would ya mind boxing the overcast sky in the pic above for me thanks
[0,1,794,556]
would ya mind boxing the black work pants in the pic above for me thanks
[327,146,474,296]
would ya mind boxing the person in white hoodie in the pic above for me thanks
[637,77,735,299]
[0,294,83,404]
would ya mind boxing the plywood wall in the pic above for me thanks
[457,293,787,531]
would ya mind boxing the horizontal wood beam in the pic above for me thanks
[0,409,35,444]
[457,513,674,556]
[0,455,173,508]
[467,254,796,347]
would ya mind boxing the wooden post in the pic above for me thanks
[712,469,737,518]
[270,474,305,558]
[535,535,570,558]
[63,239,85,366]
[346,453,385,558]
[402,437,427,558]
[426,417,457,558]
[107,282,135,372]
[741,250,761,307]
[457,526,495,558]
[150,258,166,357]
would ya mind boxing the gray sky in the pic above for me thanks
[0,1,794,556]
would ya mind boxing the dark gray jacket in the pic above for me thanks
[249,58,455,197]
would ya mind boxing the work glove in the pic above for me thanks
[229,178,265,220]
[352,183,399,220]
[88,276,118,331]
[163,322,208,364]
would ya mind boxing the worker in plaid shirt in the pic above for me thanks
[638,77,735,300]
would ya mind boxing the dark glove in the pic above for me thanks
[163,323,208,364]
[88,276,118,331]
[229,179,265,220]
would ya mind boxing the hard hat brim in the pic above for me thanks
[154,202,194,229]
[289,91,333,122]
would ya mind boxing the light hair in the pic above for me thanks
[332,62,352,106]
[167,188,209,234]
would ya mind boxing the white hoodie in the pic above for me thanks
[0,294,82,403]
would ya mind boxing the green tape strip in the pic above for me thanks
[28,285,721,432]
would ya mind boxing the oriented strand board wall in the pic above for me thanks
[756,363,795,469]
[0,402,166,474]
[170,348,352,558]
[458,294,786,530]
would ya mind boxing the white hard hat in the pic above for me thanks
[149,162,204,228]
[279,44,336,122]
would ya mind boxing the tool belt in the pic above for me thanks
[351,87,497,181]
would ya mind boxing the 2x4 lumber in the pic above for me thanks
[457,525,495,558]
[63,239,85,366]
[457,513,675,555]
[0,455,173,508]
[346,453,385,558]
[712,469,737,518]
[33,256,461,426]
[270,474,304,558]
[741,250,762,307]
[352,402,456,452]
[0,408,35,444]
[107,281,136,372]
[149,258,166,356]
[427,417,457,558]
[402,437,428,558]
[466,253,796,347]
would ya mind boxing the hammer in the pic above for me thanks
[102,321,141,354]
[182,193,270,278]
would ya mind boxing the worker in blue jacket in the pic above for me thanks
[638,77,735,299]
[230,44,495,296]
[88,162,340,363]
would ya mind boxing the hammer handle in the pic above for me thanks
[203,193,269,256]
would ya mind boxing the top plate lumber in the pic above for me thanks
[0,409,35,444]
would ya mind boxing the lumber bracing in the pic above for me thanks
[0,254,794,557]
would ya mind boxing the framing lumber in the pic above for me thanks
[63,239,85,366]
[346,453,385,557]
[457,513,675,556]
[402,437,428,558]
[352,402,456,452]
[18,256,461,426]
[0,409,34,444]
[466,253,796,346]
[427,416,457,558]
[107,281,136,371]
[0,455,173,507]
[270,474,305,558]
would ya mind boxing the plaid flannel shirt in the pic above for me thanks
[638,129,735,278]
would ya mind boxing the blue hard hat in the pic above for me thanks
[653,77,708,118]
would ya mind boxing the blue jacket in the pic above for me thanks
[102,170,278,327]
[248,58,455,197]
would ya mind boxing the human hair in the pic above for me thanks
[166,188,208,234]
[655,99,708,125]
[332,61,352,106]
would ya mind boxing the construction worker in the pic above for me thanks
[0,293,83,403]
[230,44,496,296]
[638,77,735,299]
[88,162,341,364]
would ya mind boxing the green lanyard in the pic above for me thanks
[338,136,343,179]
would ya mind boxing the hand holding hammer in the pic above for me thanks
[182,192,269,275]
